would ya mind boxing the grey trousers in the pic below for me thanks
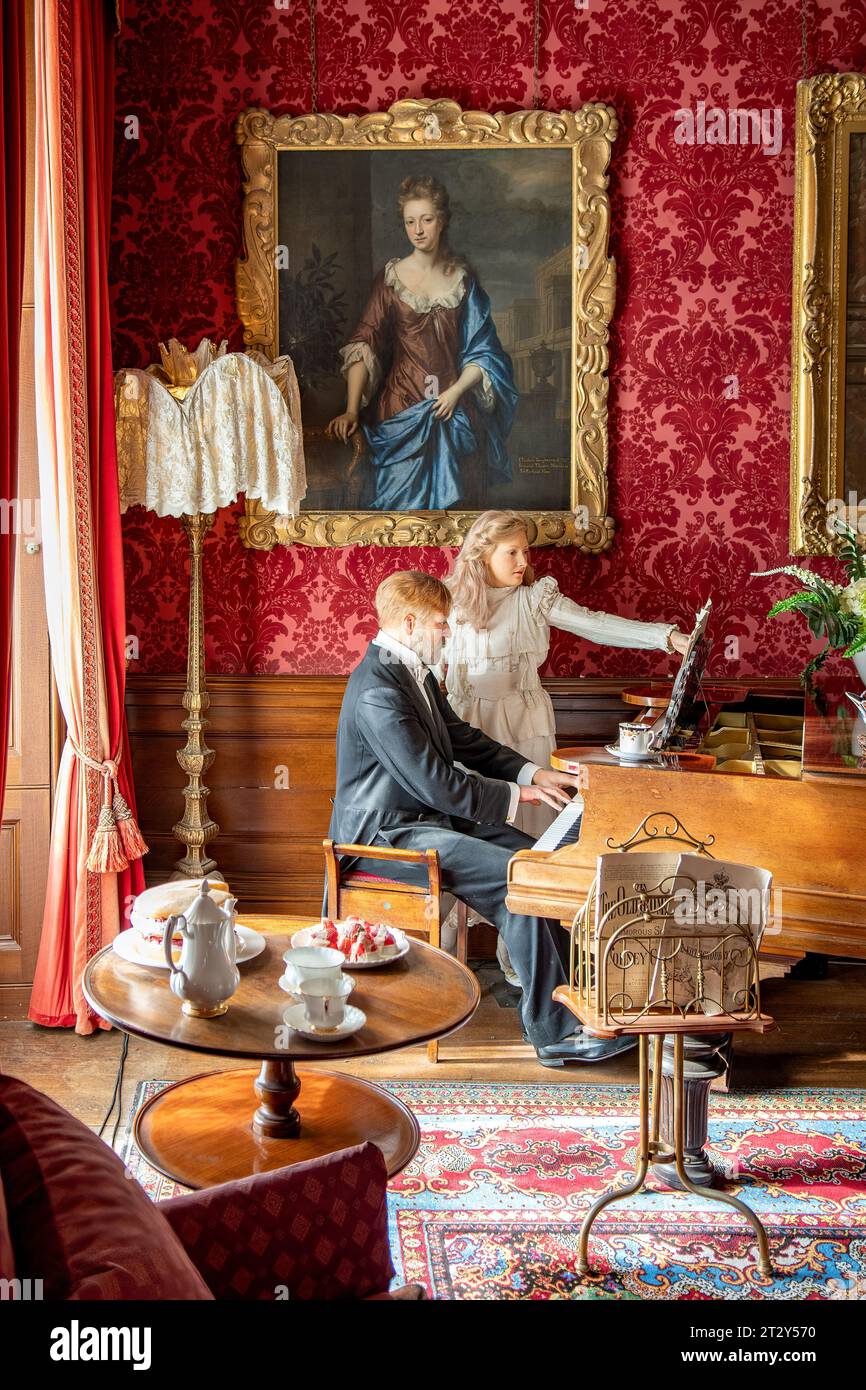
[355,819,577,1048]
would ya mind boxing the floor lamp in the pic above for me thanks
[115,338,306,879]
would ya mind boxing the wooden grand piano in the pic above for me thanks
[506,678,866,965]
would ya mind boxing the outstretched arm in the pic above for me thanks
[538,579,685,653]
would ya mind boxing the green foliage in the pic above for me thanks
[754,542,866,685]
[830,518,866,582]
[766,591,822,618]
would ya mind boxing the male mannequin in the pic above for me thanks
[328,569,635,1066]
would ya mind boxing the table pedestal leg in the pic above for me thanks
[649,1033,731,1189]
[253,1059,301,1139]
[132,1066,419,1187]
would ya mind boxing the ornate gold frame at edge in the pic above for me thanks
[790,73,866,555]
[234,98,617,551]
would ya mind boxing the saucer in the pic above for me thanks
[282,1002,367,1041]
[604,742,658,763]
[112,923,266,970]
[277,971,346,997]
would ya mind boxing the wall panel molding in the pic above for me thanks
[127,672,800,916]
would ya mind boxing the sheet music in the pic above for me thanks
[648,854,773,1016]
[532,794,584,852]
[654,598,713,749]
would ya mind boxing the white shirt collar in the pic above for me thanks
[373,629,428,683]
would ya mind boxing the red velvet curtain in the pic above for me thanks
[29,0,143,1031]
[0,0,27,813]
[76,0,145,965]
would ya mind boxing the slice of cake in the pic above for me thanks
[299,916,402,963]
[129,878,234,964]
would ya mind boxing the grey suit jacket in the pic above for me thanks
[327,642,528,850]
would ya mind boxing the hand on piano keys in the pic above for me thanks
[520,766,584,814]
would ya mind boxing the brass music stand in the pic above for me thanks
[553,811,775,1278]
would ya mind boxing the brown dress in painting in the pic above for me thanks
[340,259,516,511]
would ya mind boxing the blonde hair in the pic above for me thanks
[375,570,452,629]
[447,511,534,629]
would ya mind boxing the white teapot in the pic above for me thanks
[164,878,240,1017]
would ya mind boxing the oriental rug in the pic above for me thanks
[122,1080,866,1301]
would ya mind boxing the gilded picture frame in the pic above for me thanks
[791,73,866,554]
[234,98,617,551]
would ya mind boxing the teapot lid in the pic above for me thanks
[182,878,226,926]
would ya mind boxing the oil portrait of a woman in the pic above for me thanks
[327,175,518,511]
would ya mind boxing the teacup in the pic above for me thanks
[298,974,355,1030]
[618,721,655,756]
[282,945,344,992]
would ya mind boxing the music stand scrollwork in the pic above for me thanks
[554,812,775,1279]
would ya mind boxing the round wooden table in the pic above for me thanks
[82,931,479,1189]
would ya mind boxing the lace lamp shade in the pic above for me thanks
[114,339,306,518]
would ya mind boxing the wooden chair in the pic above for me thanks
[323,839,469,1062]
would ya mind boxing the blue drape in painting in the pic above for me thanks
[361,279,518,511]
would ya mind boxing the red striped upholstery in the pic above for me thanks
[344,870,395,886]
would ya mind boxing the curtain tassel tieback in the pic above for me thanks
[71,741,149,873]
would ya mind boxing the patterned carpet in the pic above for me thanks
[122,1079,866,1301]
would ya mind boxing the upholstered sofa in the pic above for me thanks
[0,1072,421,1301]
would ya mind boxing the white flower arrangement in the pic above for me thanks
[752,521,866,687]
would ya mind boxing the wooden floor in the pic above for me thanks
[1,958,865,1135]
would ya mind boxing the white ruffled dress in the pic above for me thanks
[444,576,675,839]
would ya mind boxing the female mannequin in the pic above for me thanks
[443,510,689,982]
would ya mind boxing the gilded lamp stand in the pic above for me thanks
[172,511,220,878]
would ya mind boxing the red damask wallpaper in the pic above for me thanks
[111,0,864,678]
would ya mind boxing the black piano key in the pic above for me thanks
[553,814,583,849]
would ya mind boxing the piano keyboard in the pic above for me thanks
[532,794,584,852]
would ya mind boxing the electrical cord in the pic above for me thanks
[98,1031,129,1153]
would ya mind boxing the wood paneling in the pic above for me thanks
[126,675,344,913]
[0,789,51,1011]
[126,673,806,919]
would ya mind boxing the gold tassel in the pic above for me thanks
[86,769,128,874]
[86,803,129,874]
[112,790,149,861]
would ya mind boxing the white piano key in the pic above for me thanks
[532,793,585,853]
